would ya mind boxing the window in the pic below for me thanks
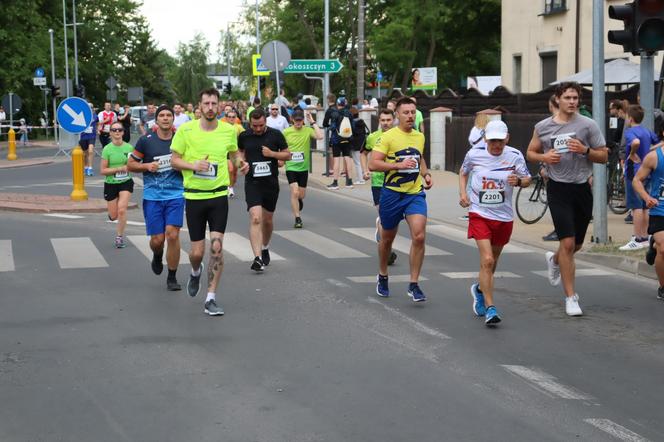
[541,52,558,88]
[542,0,567,15]
[513,55,522,93]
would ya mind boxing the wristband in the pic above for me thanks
[585,146,591,155]
[516,177,522,187]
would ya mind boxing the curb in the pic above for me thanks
[0,159,54,169]
[578,252,656,280]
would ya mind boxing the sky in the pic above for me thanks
[140,0,247,55]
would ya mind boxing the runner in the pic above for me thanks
[97,102,117,149]
[80,102,98,176]
[172,103,191,129]
[362,108,397,265]
[238,108,290,271]
[526,81,608,316]
[171,87,248,316]
[127,105,184,291]
[459,120,531,325]
[139,102,157,135]
[282,110,323,228]
[100,121,134,249]
[221,108,246,198]
[369,97,433,302]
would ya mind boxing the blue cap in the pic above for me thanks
[337,97,347,106]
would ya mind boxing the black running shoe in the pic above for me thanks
[187,263,204,297]
[298,198,303,211]
[261,249,271,266]
[251,256,265,272]
[658,287,664,301]
[151,252,164,275]
[294,217,303,229]
[167,279,182,291]
[646,236,657,266]
[388,251,397,266]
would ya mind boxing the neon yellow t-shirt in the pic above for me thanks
[170,120,238,200]
[365,130,386,187]
[283,126,314,172]
[374,127,425,194]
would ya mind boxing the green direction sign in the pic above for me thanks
[284,59,343,74]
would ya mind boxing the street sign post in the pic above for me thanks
[283,59,344,74]
[33,77,47,86]
[56,96,92,134]
[261,41,291,98]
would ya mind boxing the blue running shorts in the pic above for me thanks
[378,188,427,230]
[143,198,185,236]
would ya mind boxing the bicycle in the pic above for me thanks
[607,158,628,215]
[515,173,548,224]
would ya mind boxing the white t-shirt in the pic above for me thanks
[266,115,289,132]
[98,111,117,133]
[370,98,379,108]
[460,145,530,222]
[468,126,486,149]
[173,112,190,129]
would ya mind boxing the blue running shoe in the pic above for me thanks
[407,284,426,302]
[376,274,389,297]
[470,283,486,317]
[485,306,501,326]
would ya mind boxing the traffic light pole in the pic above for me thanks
[640,53,655,131]
[592,0,607,244]
[49,28,59,145]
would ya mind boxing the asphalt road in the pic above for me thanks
[1,161,663,442]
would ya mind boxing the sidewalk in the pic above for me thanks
[308,151,655,280]
[0,192,138,213]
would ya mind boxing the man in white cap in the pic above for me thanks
[459,120,531,326]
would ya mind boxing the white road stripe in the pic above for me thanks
[584,419,650,442]
[347,275,429,283]
[50,237,109,269]
[222,232,285,261]
[325,278,351,288]
[427,224,531,253]
[501,365,593,400]
[0,240,15,272]
[367,297,451,339]
[276,230,369,258]
[342,227,450,256]
[532,268,614,278]
[126,235,189,265]
[44,214,85,219]
[440,271,521,279]
[107,220,145,226]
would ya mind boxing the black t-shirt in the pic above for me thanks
[238,127,288,179]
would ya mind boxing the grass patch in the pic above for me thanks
[587,242,647,258]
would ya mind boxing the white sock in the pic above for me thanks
[262,244,269,250]
[191,267,201,277]
[205,292,215,302]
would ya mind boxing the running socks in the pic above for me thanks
[205,292,215,302]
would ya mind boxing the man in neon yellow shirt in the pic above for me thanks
[369,97,433,302]
[282,110,323,228]
[171,87,248,316]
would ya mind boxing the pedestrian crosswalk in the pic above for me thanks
[342,228,451,256]
[50,237,109,269]
[0,240,15,272]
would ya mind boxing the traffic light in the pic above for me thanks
[74,84,86,98]
[608,2,637,54]
[259,77,266,90]
[224,82,232,95]
[609,1,664,55]
[50,84,61,98]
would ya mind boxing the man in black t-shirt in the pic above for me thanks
[238,108,291,272]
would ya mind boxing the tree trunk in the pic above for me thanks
[425,30,436,67]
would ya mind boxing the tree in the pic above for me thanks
[173,34,214,104]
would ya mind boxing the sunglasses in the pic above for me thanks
[110,128,124,133]
[270,108,279,111]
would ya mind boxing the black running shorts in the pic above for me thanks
[185,196,229,242]
[103,180,134,201]
[547,179,593,245]
[286,170,308,188]
[332,141,351,157]
[245,177,280,212]
[648,215,664,235]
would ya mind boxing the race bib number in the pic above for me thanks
[146,120,156,129]
[114,170,128,179]
[102,124,111,132]
[659,184,664,200]
[193,162,218,180]
[479,189,505,206]
[252,161,272,177]
[154,154,172,173]
[84,125,93,134]
[291,152,305,163]
[397,154,420,174]
[609,117,618,129]
[552,133,575,154]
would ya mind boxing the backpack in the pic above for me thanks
[338,115,353,138]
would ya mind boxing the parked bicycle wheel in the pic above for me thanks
[608,161,628,214]
[516,176,549,224]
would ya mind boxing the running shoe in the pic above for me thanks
[298,198,303,211]
[167,279,182,291]
[204,299,224,316]
[470,283,486,317]
[187,263,204,297]
[459,214,469,221]
[407,284,426,302]
[624,212,633,224]
[114,236,126,249]
[485,306,502,325]
[542,230,558,241]
[565,294,583,316]
[388,251,397,266]
[619,237,648,251]
[294,217,303,229]
[376,274,389,297]
[354,179,366,185]
[151,252,163,275]
[251,256,265,272]
[545,251,561,286]
[327,181,339,190]
[228,186,235,199]
[646,236,657,266]
[657,287,664,300]
[375,216,381,242]
[261,249,271,266]
[345,178,354,188]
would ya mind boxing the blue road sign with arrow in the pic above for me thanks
[57,97,93,134]
[35,68,45,78]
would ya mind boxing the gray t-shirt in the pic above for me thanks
[535,114,605,183]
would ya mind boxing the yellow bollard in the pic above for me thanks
[70,145,88,201]
[6,128,17,161]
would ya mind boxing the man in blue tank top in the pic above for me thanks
[633,142,664,300]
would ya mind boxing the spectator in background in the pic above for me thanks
[80,102,98,176]
[118,104,132,143]
[274,89,290,110]
[468,112,489,149]
[608,99,626,156]
[18,118,29,146]
[324,96,355,190]
[247,96,261,121]
[369,95,379,108]
[98,101,117,147]
[266,104,289,132]
[411,96,425,133]
[349,107,369,184]
[173,103,191,129]
[139,102,156,135]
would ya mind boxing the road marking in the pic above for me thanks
[276,230,369,258]
[427,224,531,253]
[325,278,351,288]
[44,214,85,219]
[367,297,451,339]
[342,227,450,256]
[107,220,145,226]
[50,237,109,269]
[501,365,593,400]
[347,274,429,283]
[126,235,189,265]
[440,271,521,279]
[222,232,285,261]
[532,268,614,278]
[584,419,650,442]
[0,240,15,272]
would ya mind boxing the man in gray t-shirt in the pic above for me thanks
[527,82,608,318]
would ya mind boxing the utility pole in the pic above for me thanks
[356,0,365,102]
[592,0,607,244]
[323,0,330,108]
[62,0,70,97]
[641,54,655,131]
[72,0,79,88]
[49,28,59,144]
[255,0,261,100]
[227,22,232,96]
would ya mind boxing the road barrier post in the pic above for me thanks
[70,145,88,201]
[7,128,17,161]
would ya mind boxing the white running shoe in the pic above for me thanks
[228,186,235,198]
[545,251,561,286]
[618,238,648,251]
[375,216,381,243]
[565,294,583,316]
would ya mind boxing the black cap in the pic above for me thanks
[156,104,174,117]
[292,110,305,120]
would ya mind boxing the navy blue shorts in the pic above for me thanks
[625,177,647,210]
[371,186,382,206]
[378,188,427,230]
[143,198,185,236]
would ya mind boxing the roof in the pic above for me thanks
[553,58,661,86]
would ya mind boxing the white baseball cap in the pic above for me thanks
[484,120,508,140]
